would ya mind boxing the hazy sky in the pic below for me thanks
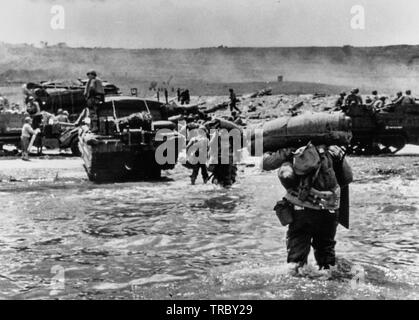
[1,0,419,48]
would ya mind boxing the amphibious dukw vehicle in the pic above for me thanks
[0,111,83,156]
[79,96,181,183]
[0,112,25,150]
[1,79,120,154]
[249,102,419,156]
[345,103,419,155]
[22,79,120,120]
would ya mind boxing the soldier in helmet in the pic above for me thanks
[371,90,379,103]
[372,96,387,111]
[401,90,415,106]
[56,109,69,123]
[84,70,105,132]
[392,91,404,106]
[334,92,346,110]
[229,88,241,115]
[186,126,210,185]
[26,96,41,125]
[345,88,363,107]
[263,143,353,272]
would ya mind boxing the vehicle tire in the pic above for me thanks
[148,163,161,179]
[71,138,81,157]
[150,166,161,179]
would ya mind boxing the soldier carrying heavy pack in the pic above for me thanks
[206,118,242,188]
[263,142,353,272]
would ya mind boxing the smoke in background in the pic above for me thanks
[2,43,419,92]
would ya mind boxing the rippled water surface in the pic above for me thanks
[0,156,418,299]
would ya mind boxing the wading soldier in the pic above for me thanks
[263,143,353,272]
[186,126,209,185]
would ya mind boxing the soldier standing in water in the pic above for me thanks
[263,143,353,272]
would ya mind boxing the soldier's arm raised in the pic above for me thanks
[262,148,294,171]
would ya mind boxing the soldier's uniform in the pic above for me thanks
[345,89,363,107]
[334,95,346,109]
[263,144,353,269]
[186,131,210,185]
[229,89,241,114]
[392,92,403,106]
[84,70,105,132]
[208,131,240,188]
[401,91,415,106]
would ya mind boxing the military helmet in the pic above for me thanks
[87,70,97,77]
[292,142,321,176]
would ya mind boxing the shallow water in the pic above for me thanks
[0,155,418,300]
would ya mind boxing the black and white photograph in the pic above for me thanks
[0,0,418,303]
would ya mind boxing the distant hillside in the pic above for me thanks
[1,43,419,93]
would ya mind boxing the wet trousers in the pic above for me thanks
[211,164,237,187]
[286,208,338,269]
[191,164,209,183]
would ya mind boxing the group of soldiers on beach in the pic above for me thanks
[335,88,417,113]
[9,70,358,273]
[178,87,244,187]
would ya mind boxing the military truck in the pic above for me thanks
[79,96,181,183]
[345,103,419,155]
[42,120,82,156]
[0,79,120,155]
[0,111,82,156]
[0,112,25,151]
[22,79,120,119]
